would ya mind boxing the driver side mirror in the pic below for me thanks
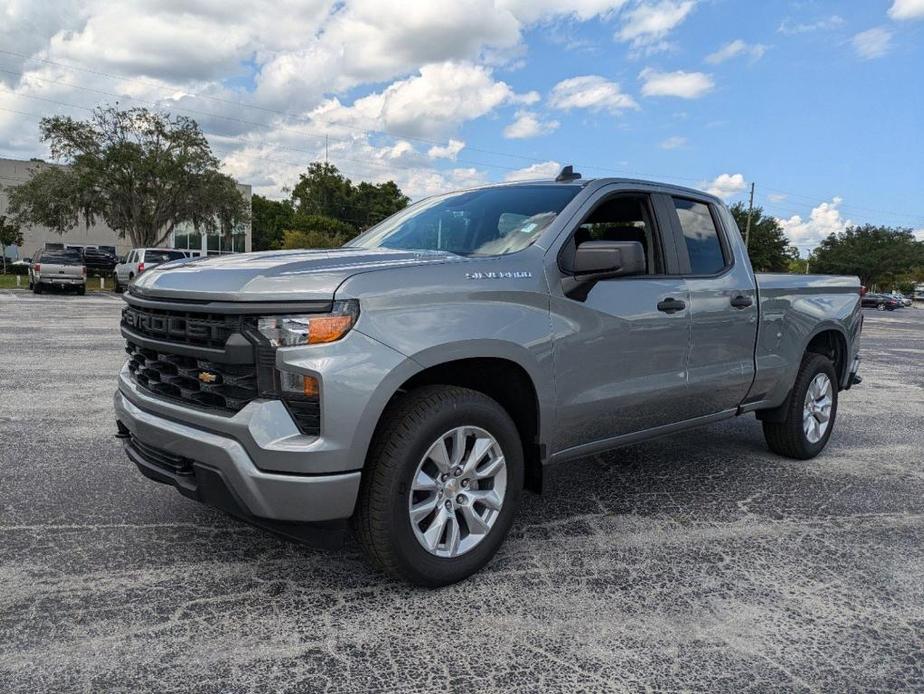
[560,240,647,300]
[571,240,646,277]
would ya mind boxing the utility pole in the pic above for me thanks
[324,135,329,164]
[744,181,755,248]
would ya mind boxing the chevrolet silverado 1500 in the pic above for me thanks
[115,172,862,585]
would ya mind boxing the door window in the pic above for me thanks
[672,198,726,275]
[571,195,663,274]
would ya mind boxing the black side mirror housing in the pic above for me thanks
[560,240,647,300]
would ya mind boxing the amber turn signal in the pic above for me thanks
[302,375,319,397]
[308,315,354,344]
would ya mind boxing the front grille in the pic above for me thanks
[125,341,258,412]
[122,305,241,349]
[121,301,322,435]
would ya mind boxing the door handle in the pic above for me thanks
[730,295,753,309]
[657,298,687,313]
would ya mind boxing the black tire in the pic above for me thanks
[77,285,86,295]
[763,353,838,460]
[353,385,524,587]
[33,282,43,294]
[114,278,123,293]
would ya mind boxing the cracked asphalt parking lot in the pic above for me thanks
[1,290,922,693]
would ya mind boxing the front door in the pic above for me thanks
[548,190,692,454]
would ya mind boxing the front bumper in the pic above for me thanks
[114,388,361,524]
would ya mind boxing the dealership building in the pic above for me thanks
[0,157,251,261]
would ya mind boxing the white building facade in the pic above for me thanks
[1,157,251,261]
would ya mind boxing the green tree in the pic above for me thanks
[5,105,249,248]
[251,194,294,251]
[0,215,24,273]
[809,224,924,289]
[729,202,798,272]
[290,162,408,229]
[281,214,359,250]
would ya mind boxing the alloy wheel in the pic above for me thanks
[407,426,507,558]
[803,373,833,444]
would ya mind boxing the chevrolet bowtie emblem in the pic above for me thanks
[198,371,219,384]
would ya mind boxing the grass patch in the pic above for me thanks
[0,274,114,292]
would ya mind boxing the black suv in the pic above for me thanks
[81,247,118,273]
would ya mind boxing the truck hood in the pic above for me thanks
[130,247,464,302]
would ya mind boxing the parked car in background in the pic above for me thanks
[114,248,187,292]
[888,292,912,307]
[115,173,863,586]
[81,247,118,274]
[8,258,31,275]
[861,293,903,311]
[29,248,86,294]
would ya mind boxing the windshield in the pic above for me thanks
[347,185,581,256]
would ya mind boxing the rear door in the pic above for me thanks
[666,197,758,417]
[547,187,693,453]
[118,251,135,281]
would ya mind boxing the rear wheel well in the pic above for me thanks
[385,358,543,493]
[757,329,848,423]
[805,330,848,387]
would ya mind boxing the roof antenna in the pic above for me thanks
[555,164,581,182]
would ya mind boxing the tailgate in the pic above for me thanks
[42,263,84,279]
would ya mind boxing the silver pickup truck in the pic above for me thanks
[114,173,862,585]
[29,247,87,294]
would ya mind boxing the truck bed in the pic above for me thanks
[746,272,862,409]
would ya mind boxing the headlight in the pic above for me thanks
[256,300,359,347]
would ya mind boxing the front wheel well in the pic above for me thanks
[384,358,543,493]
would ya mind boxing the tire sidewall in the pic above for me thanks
[383,395,524,586]
[793,355,839,458]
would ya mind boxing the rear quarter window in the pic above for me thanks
[145,250,186,263]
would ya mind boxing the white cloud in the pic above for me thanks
[852,27,893,60]
[777,16,845,35]
[659,135,687,149]
[498,0,629,24]
[767,193,787,203]
[639,68,714,98]
[255,0,524,108]
[427,139,466,160]
[503,111,560,139]
[705,39,768,64]
[889,0,924,21]
[913,228,924,241]
[504,160,562,181]
[777,198,851,251]
[616,0,696,50]
[548,75,639,113]
[307,62,526,138]
[704,173,746,199]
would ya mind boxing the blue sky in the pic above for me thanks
[1,0,922,251]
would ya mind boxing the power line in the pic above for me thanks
[0,51,718,185]
[1,52,922,224]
